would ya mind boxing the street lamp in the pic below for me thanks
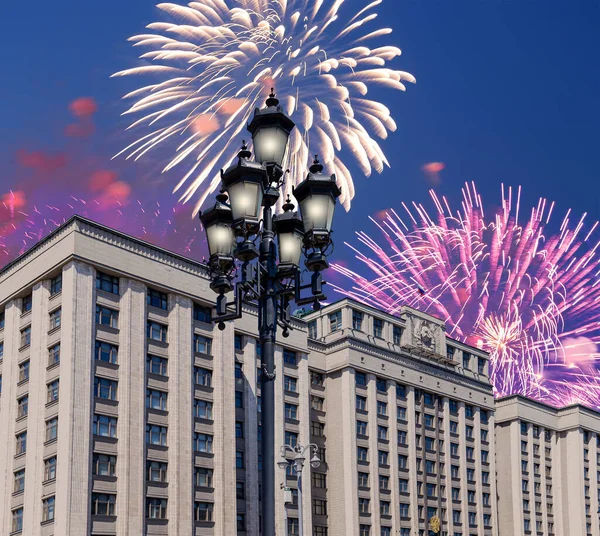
[199,91,340,536]
[278,443,321,536]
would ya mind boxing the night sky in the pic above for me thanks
[1,0,598,260]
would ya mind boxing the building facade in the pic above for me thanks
[495,394,600,536]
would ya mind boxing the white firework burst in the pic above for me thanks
[112,0,415,214]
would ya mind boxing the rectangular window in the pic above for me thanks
[18,361,30,384]
[357,447,368,462]
[49,308,62,330]
[94,414,118,438]
[478,357,485,374]
[14,469,25,493]
[398,430,407,445]
[236,421,245,439]
[377,401,387,416]
[397,406,406,420]
[20,326,31,348]
[356,395,367,411]
[47,380,59,404]
[426,460,436,474]
[194,366,212,387]
[399,503,410,517]
[329,310,342,332]
[427,483,437,497]
[312,472,327,488]
[147,288,168,310]
[313,499,327,515]
[237,513,246,531]
[92,454,116,477]
[376,377,387,392]
[355,372,367,387]
[194,433,213,453]
[352,310,363,331]
[452,487,460,500]
[311,421,325,437]
[378,450,389,465]
[194,502,213,522]
[236,451,244,468]
[17,395,28,418]
[91,493,116,516]
[235,390,244,408]
[41,495,55,522]
[358,472,369,487]
[378,425,388,440]
[308,320,317,338]
[147,461,168,483]
[194,399,213,420]
[285,403,298,420]
[95,341,118,363]
[146,424,167,446]
[283,349,297,365]
[22,294,33,313]
[393,325,402,345]
[398,455,408,469]
[45,418,58,442]
[96,272,119,294]
[373,317,384,337]
[482,471,490,484]
[147,354,168,376]
[196,467,213,488]
[194,334,212,354]
[94,377,118,400]
[193,303,212,323]
[465,405,474,418]
[358,498,370,514]
[16,432,27,455]
[146,389,168,411]
[44,457,57,481]
[465,425,473,438]
[0,310,4,329]
[147,321,167,342]
[356,420,368,436]
[311,396,325,411]
[146,498,167,519]
[462,352,471,369]
[284,375,298,392]
[12,508,23,532]
[95,305,118,328]
[48,343,60,366]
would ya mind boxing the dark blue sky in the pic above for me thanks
[1,0,599,256]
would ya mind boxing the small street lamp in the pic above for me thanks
[199,90,341,536]
[278,443,321,536]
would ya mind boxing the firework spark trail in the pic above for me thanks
[112,0,415,214]
[332,182,600,408]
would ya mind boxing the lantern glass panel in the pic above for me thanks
[299,194,335,233]
[227,180,263,221]
[278,231,303,267]
[252,126,289,166]
[206,223,234,257]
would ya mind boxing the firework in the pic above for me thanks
[112,0,415,214]
[332,182,600,408]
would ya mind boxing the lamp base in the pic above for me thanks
[235,240,259,262]
[305,252,329,272]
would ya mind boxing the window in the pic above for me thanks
[308,320,317,338]
[285,403,298,420]
[399,503,410,517]
[22,294,33,313]
[480,409,489,424]
[478,357,485,374]
[146,498,167,519]
[378,425,388,440]
[481,429,488,442]
[449,399,459,413]
[284,349,297,365]
[482,471,490,484]
[146,424,167,446]
[147,288,168,310]
[311,421,325,437]
[522,479,528,492]
[12,508,23,532]
[465,405,474,418]
[358,498,370,514]
[399,478,409,492]
[49,308,62,330]
[284,375,297,392]
[376,377,387,392]
[95,341,118,363]
[92,493,116,516]
[40,495,56,522]
[45,418,58,442]
[481,450,489,463]
[196,468,213,488]
[451,465,459,479]
[236,451,244,468]
[146,389,167,411]
[393,325,402,345]
[356,372,367,387]
[147,354,168,376]
[194,399,213,420]
[397,406,406,420]
[451,487,460,500]
[195,366,212,387]
[357,447,368,462]
[312,472,327,488]
[425,460,436,474]
[311,371,324,386]
[313,499,327,515]
[193,304,212,323]
[379,474,390,490]
[0,310,4,329]
[47,380,59,404]
[373,317,383,337]
[398,430,407,445]
[146,462,168,482]
[311,396,324,411]
[93,454,116,476]
[356,395,367,411]
[95,305,117,329]
[377,401,387,416]
[17,395,28,418]
[523,519,530,532]
[234,362,243,379]
[466,447,475,461]
[15,431,27,455]
[235,390,244,408]
[378,450,389,465]
[450,442,459,456]
[94,414,118,438]
[462,352,470,369]
[44,457,57,481]
[94,377,118,400]
[358,472,369,487]
[237,513,246,531]
[14,469,25,493]
[48,343,60,366]
[194,433,213,453]
[424,414,434,427]
[288,518,299,535]
[380,502,390,517]
[521,421,528,434]
[194,501,213,521]
[285,431,298,447]
[466,468,475,482]
[398,454,408,469]
[329,310,342,332]
[427,483,437,497]
[0,341,3,360]
[147,321,167,342]
[352,310,363,331]
[96,272,119,294]
[20,326,31,348]
[465,425,473,438]
[314,527,328,536]
[467,490,475,503]
[194,334,211,354]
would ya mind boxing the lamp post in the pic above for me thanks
[278,443,321,536]
[199,90,341,536]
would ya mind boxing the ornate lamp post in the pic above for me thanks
[278,443,321,536]
[199,91,341,536]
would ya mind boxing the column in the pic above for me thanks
[488,412,499,536]
[591,433,599,536]
[54,261,95,536]
[406,386,419,532]
[387,383,400,535]
[298,351,312,534]
[473,408,484,536]
[168,294,194,536]
[442,397,454,534]
[366,374,380,535]
[116,279,146,535]
[244,338,260,535]
[274,345,286,536]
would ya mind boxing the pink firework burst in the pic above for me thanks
[332,182,600,408]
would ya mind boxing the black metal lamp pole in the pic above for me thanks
[199,91,341,536]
